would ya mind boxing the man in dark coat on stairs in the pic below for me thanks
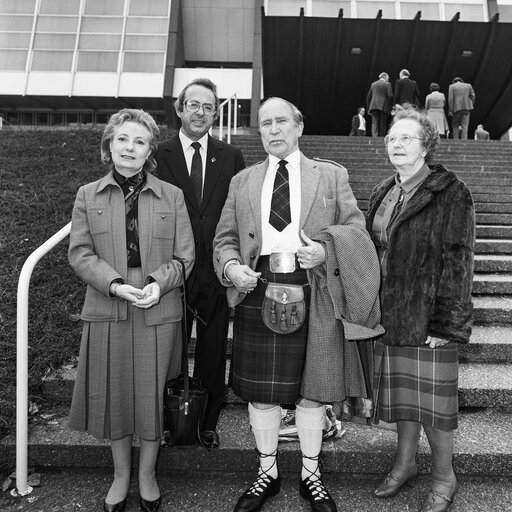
[367,72,393,137]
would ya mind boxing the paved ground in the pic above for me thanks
[2,469,512,512]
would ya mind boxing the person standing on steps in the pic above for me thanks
[367,105,475,512]
[213,97,382,512]
[448,77,476,140]
[393,69,421,108]
[155,78,246,450]
[367,72,394,137]
[68,109,195,512]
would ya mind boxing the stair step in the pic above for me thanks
[475,240,512,254]
[473,273,512,294]
[473,296,512,323]
[6,406,512,477]
[475,255,512,272]
[477,225,512,239]
[460,326,512,363]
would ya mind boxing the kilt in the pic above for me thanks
[232,257,310,404]
[69,267,182,441]
[374,339,459,431]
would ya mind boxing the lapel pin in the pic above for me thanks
[211,157,216,163]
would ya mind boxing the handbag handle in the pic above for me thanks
[174,256,190,415]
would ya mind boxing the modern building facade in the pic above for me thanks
[1,0,511,133]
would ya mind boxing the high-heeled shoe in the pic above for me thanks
[420,478,459,512]
[103,498,127,512]
[139,495,162,512]
[374,463,418,498]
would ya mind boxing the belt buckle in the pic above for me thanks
[269,252,296,273]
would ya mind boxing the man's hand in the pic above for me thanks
[225,264,261,294]
[297,229,325,269]
[425,336,450,348]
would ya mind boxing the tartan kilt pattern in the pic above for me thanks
[374,339,459,431]
[232,262,310,404]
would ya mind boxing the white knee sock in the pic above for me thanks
[296,404,325,481]
[248,402,281,479]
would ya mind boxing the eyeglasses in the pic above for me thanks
[183,100,216,116]
[384,135,423,146]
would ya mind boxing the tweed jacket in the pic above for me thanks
[367,79,393,114]
[301,225,384,402]
[155,134,245,294]
[448,82,475,115]
[366,164,475,346]
[213,153,366,308]
[68,171,195,325]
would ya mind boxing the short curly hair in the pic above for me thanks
[390,104,439,163]
[100,109,160,174]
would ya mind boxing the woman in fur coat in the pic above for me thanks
[366,106,475,512]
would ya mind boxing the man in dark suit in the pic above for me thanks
[393,68,421,107]
[155,78,245,449]
[349,107,367,136]
[366,72,393,137]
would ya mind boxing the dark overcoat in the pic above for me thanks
[366,164,475,346]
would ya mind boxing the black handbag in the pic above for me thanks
[163,257,208,447]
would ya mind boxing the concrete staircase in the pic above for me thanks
[10,137,512,492]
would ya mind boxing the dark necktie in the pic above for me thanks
[190,141,203,206]
[269,159,291,231]
[122,172,145,267]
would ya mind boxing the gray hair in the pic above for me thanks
[258,97,304,125]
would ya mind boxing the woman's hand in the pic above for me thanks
[113,283,145,303]
[133,282,161,309]
[425,336,450,348]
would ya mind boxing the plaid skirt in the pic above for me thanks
[232,257,310,404]
[374,339,459,431]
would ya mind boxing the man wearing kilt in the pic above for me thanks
[213,97,378,512]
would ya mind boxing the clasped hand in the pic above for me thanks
[115,282,161,309]
[425,336,450,348]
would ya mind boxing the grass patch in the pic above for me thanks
[0,127,172,476]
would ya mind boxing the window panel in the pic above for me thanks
[444,3,485,20]
[39,0,80,15]
[129,1,169,17]
[31,50,73,70]
[0,15,34,31]
[357,1,396,18]
[122,52,164,72]
[79,34,121,50]
[125,17,168,33]
[81,16,124,33]
[33,33,76,50]
[36,16,78,32]
[0,49,27,70]
[84,0,125,16]
[77,51,118,71]
[124,35,167,51]
[0,0,36,14]
[401,2,440,19]
[0,32,31,49]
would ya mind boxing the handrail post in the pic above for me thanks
[14,222,72,497]
[218,105,224,141]
[227,100,232,144]
[234,96,238,135]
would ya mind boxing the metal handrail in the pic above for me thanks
[14,222,72,497]
[217,94,238,144]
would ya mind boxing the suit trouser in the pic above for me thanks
[370,110,388,137]
[188,275,230,431]
[451,110,470,140]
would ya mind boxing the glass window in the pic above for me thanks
[19,112,34,125]
[51,112,64,125]
[84,0,124,16]
[33,33,76,50]
[129,1,170,17]
[31,50,73,70]
[126,17,168,33]
[401,2,440,20]
[36,16,78,32]
[124,35,167,51]
[0,32,32,49]
[0,49,27,70]
[81,16,124,32]
[357,1,396,19]
[35,112,49,125]
[0,15,34,31]
[122,52,164,72]
[39,0,80,15]
[79,34,121,51]
[66,112,79,125]
[77,51,118,71]
[96,112,110,124]
[0,0,36,14]
[444,4,485,21]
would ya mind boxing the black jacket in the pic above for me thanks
[366,164,475,345]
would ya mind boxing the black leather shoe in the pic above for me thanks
[103,498,127,512]
[299,475,338,512]
[234,473,281,512]
[139,495,162,512]
[374,464,418,498]
[200,430,220,449]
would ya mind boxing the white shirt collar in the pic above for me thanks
[268,149,301,172]
[179,130,208,152]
